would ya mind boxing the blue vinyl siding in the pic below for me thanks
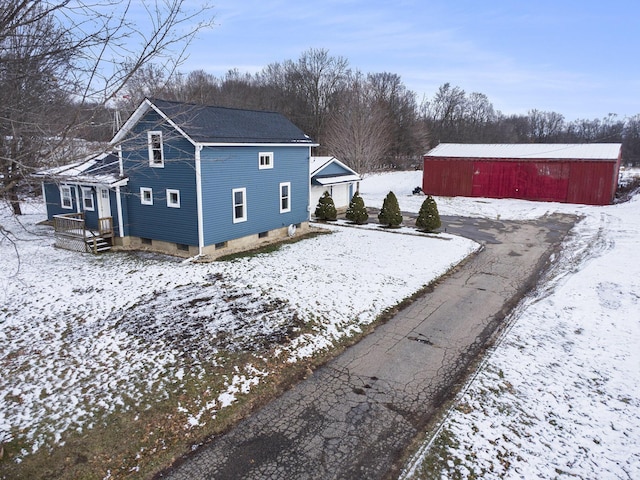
[316,161,352,177]
[43,183,123,236]
[121,112,199,245]
[44,182,76,218]
[200,145,310,246]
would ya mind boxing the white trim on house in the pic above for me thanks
[74,185,81,213]
[81,187,95,211]
[314,174,361,185]
[97,187,111,218]
[166,189,180,208]
[140,187,153,205]
[259,152,274,169]
[148,131,164,167]
[41,182,47,209]
[232,187,247,223]
[60,185,73,209]
[116,186,124,238]
[280,181,291,213]
[198,142,320,148]
[195,144,205,255]
[117,144,124,177]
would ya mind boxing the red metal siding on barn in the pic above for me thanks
[471,161,570,202]
[423,156,619,205]
[566,161,617,205]
[422,158,473,196]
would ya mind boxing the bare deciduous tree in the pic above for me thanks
[287,48,350,147]
[325,72,393,173]
[527,109,566,142]
[0,0,214,215]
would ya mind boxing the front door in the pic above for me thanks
[97,187,111,218]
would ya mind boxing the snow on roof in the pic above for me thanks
[425,143,622,161]
[310,156,334,174]
[310,156,361,177]
[34,151,125,186]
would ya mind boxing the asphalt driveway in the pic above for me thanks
[157,213,577,480]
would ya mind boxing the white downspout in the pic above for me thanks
[195,144,204,255]
[308,147,312,220]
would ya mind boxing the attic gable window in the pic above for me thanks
[259,152,273,169]
[60,185,73,209]
[148,131,164,167]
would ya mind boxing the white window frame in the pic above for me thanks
[140,187,153,205]
[81,187,94,211]
[148,131,164,167]
[258,152,273,170]
[232,187,247,223]
[280,182,291,213]
[60,185,73,209]
[166,189,180,208]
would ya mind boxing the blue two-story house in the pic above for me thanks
[37,98,317,257]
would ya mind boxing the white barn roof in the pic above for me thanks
[425,143,622,161]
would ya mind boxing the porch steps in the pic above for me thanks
[86,236,112,253]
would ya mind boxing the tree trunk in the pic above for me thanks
[9,186,22,215]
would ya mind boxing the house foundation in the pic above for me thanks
[112,222,310,259]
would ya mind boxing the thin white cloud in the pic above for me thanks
[180,0,640,119]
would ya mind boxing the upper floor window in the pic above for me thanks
[259,152,273,169]
[140,187,153,205]
[280,182,291,213]
[148,131,164,167]
[81,187,94,211]
[166,189,180,208]
[60,185,73,209]
[232,187,247,223]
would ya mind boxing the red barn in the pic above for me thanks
[423,143,622,205]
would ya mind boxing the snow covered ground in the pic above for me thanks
[0,189,477,462]
[361,171,639,479]
[2,169,639,479]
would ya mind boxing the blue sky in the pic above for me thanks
[182,0,639,121]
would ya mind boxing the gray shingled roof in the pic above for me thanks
[151,99,314,144]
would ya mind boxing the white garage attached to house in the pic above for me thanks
[310,156,361,212]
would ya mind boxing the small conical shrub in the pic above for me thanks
[345,191,368,224]
[416,195,441,232]
[378,191,402,227]
[314,191,337,221]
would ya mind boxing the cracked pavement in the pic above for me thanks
[157,214,577,480]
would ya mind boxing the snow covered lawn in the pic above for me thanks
[360,171,639,479]
[0,196,477,470]
[2,169,639,479]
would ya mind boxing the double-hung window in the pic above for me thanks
[258,152,273,169]
[280,182,291,213]
[148,131,164,167]
[60,185,73,209]
[81,187,94,211]
[232,187,247,223]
